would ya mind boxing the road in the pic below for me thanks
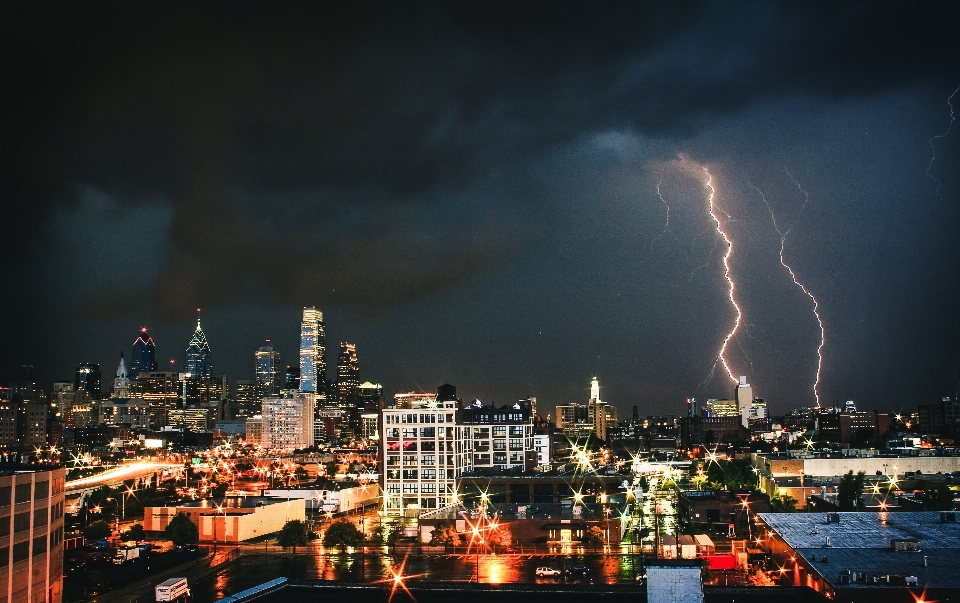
[66,462,179,493]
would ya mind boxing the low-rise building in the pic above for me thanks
[143,496,305,543]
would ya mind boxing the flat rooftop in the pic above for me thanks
[759,511,960,590]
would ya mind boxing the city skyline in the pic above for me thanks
[3,3,959,416]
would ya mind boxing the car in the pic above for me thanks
[536,567,561,577]
[566,566,590,577]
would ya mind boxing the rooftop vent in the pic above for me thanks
[891,538,921,552]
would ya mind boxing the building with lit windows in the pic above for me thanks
[336,343,359,404]
[234,380,259,419]
[380,390,471,517]
[461,400,536,471]
[183,316,213,379]
[74,363,101,400]
[298,307,326,399]
[131,371,182,429]
[255,341,281,399]
[129,327,157,378]
[261,393,315,450]
[0,466,66,603]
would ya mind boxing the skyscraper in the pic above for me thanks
[130,327,157,377]
[336,342,360,404]
[261,392,315,450]
[74,363,102,400]
[184,316,213,378]
[255,340,281,399]
[299,307,326,398]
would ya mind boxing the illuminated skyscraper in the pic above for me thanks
[336,342,360,404]
[184,316,213,378]
[255,340,281,399]
[130,327,157,377]
[299,307,326,398]
[74,363,102,400]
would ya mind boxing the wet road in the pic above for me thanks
[194,545,649,601]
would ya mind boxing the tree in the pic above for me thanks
[582,526,605,546]
[837,471,866,511]
[277,519,309,551]
[323,519,363,551]
[83,520,112,541]
[770,493,798,513]
[429,520,461,546]
[165,512,199,545]
[124,523,146,541]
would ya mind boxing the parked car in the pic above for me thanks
[536,567,561,577]
[566,566,590,577]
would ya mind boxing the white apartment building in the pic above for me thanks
[380,392,471,517]
[262,392,315,450]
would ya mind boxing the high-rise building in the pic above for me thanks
[735,376,753,414]
[0,466,66,603]
[129,327,157,377]
[234,380,259,419]
[358,381,383,414]
[74,363,102,400]
[131,371,182,429]
[299,307,326,399]
[261,392,315,450]
[336,342,360,404]
[255,341,281,399]
[283,366,300,391]
[184,316,213,379]
[50,381,74,423]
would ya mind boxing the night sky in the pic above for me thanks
[3,2,959,418]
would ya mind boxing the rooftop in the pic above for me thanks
[759,511,960,590]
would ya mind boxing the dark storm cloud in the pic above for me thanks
[2,2,958,397]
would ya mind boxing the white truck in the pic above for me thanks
[155,577,191,602]
[113,546,140,564]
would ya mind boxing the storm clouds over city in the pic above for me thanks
[3,2,959,415]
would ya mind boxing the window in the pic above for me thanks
[34,481,49,500]
[420,427,435,438]
[421,469,436,480]
[509,439,524,450]
[421,483,437,493]
[34,508,47,528]
[402,484,418,494]
[492,440,506,450]
[12,541,28,563]
[493,426,506,437]
[386,456,400,466]
[402,455,418,466]
[0,546,7,567]
[0,486,10,506]
[402,470,418,480]
[421,440,436,452]
[14,484,30,504]
[32,535,46,556]
[509,426,524,436]
[421,455,435,466]
[401,428,417,438]
[13,512,29,533]
[386,484,400,494]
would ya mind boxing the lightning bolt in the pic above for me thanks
[650,178,679,257]
[749,171,826,408]
[703,168,741,385]
[925,85,959,197]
